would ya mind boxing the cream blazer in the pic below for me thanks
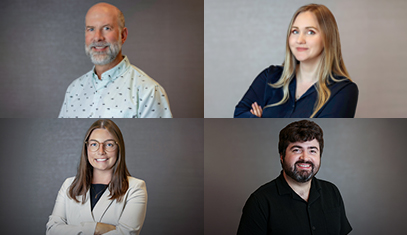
[46,176,147,235]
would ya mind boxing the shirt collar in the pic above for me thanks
[276,170,321,203]
[91,55,130,86]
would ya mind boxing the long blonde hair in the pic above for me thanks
[266,4,351,117]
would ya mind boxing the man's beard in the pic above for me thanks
[85,39,122,65]
[282,159,320,183]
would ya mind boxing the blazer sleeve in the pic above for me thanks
[104,180,148,235]
[316,82,359,118]
[46,178,97,235]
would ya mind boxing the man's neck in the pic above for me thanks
[283,171,312,202]
[94,52,124,80]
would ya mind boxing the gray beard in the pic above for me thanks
[85,40,122,65]
[282,159,319,183]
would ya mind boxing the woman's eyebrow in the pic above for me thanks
[292,26,318,30]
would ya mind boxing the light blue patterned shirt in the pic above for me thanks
[58,56,172,118]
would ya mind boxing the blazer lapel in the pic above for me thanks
[79,190,94,222]
[92,187,114,222]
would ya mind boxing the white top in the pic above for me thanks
[58,56,172,118]
[46,176,147,235]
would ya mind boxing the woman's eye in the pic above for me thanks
[307,30,315,35]
[90,143,97,147]
[291,30,298,34]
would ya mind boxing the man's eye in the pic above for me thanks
[293,149,301,153]
[104,26,110,30]
[87,28,94,32]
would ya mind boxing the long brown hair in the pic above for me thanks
[265,4,351,117]
[68,119,130,203]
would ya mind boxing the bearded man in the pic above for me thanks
[59,3,172,118]
[237,120,352,235]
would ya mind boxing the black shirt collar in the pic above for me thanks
[276,170,321,204]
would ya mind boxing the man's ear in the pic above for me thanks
[121,27,128,44]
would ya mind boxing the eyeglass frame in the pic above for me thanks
[85,140,119,152]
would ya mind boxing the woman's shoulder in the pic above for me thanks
[329,75,358,92]
[127,176,146,188]
[254,65,284,83]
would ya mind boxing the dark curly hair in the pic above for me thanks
[278,120,324,158]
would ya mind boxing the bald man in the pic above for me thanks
[59,3,172,118]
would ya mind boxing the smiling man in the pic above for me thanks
[237,120,352,235]
[59,3,172,118]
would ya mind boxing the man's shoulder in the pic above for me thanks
[314,177,341,195]
[66,70,93,89]
[128,64,163,88]
[250,178,279,198]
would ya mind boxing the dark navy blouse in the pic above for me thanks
[234,66,358,118]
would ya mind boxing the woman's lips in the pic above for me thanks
[296,47,308,52]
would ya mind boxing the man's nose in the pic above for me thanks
[94,29,105,41]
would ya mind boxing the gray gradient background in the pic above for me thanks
[0,0,203,118]
[205,119,407,234]
[0,119,203,234]
[204,0,407,117]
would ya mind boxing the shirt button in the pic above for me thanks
[312,226,316,230]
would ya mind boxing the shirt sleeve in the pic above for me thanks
[46,179,97,235]
[316,82,359,118]
[103,180,148,235]
[138,84,173,118]
[237,194,268,235]
[58,89,70,118]
[234,68,274,118]
[337,188,352,235]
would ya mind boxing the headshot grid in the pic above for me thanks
[1,0,407,235]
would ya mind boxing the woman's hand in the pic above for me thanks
[94,222,116,235]
[250,102,263,118]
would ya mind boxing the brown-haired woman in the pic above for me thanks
[234,4,358,118]
[46,119,147,235]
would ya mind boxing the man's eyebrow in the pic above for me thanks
[308,146,319,150]
[290,145,303,150]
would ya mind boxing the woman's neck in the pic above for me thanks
[92,170,113,184]
[297,62,319,84]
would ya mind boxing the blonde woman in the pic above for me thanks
[46,119,147,235]
[234,4,358,118]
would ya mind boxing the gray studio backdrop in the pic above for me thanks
[0,119,203,235]
[205,119,407,234]
[0,0,203,118]
[204,0,407,117]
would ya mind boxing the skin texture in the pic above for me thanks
[281,139,321,201]
[251,11,324,117]
[85,3,128,80]
[87,128,119,234]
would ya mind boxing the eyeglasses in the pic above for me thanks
[86,140,118,152]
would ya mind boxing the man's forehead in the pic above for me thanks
[287,139,319,148]
[85,4,118,25]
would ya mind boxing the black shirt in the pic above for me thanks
[90,184,108,211]
[237,172,352,235]
[234,66,358,118]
